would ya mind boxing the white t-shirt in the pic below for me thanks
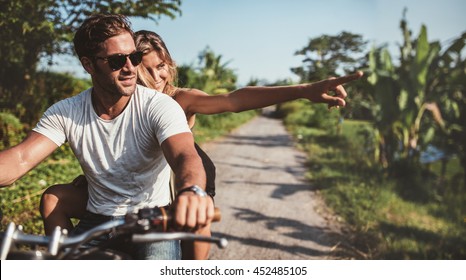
[33,85,191,216]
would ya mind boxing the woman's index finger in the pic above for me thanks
[330,71,364,86]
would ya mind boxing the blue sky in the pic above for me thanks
[48,0,466,86]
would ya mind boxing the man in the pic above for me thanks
[0,14,213,259]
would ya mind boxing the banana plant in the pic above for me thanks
[429,33,466,183]
[196,47,237,95]
[397,22,441,157]
[367,46,399,166]
[367,20,444,166]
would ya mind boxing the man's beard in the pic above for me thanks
[94,67,137,98]
[117,80,137,97]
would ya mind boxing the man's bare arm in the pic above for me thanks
[0,132,58,187]
[161,132,212,230]
[161,132,206,190]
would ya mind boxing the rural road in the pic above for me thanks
[202,110,349,260]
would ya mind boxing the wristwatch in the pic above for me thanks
[177,185,207,197]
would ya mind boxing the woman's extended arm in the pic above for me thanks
[176,71,363,116]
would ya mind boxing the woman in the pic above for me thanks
[40,30,363,259]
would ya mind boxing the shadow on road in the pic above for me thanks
[221,180,313,200]
[212,207,353,259]
[219,134,294,148]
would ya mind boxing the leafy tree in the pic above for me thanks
[289,31,367,133]
[0,0,182,124]
[178,47,237,94]
[292,31,367,82]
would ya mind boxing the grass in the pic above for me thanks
[280,101,466,259]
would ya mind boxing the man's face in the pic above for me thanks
[92,32,139,98]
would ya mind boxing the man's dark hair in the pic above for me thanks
[73,14,134,59]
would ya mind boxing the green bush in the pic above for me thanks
[280,100,340,131]
[1,71,91,126]
[193,111,258,143]
[0,112,26,149]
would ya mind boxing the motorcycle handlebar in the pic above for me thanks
[0,206,226,260]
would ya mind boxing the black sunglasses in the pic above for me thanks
[94,51,143,71]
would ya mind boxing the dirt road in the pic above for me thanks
[203,111,348,260]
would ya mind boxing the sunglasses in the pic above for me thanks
[94,51,143,71]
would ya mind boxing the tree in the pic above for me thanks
[0,0,182,124]
[178,47,237,94]
[291,31,367,82]
[289,31,368,132]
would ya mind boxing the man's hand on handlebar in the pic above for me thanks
[173,186,215,232]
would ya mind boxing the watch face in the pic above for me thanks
[178,185,207,197]
[191,185,207,197]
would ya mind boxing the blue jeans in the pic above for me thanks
[72,211,181,260]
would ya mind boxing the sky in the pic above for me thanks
[48,0,466,86]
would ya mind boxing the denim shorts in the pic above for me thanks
[72,211,181,260]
